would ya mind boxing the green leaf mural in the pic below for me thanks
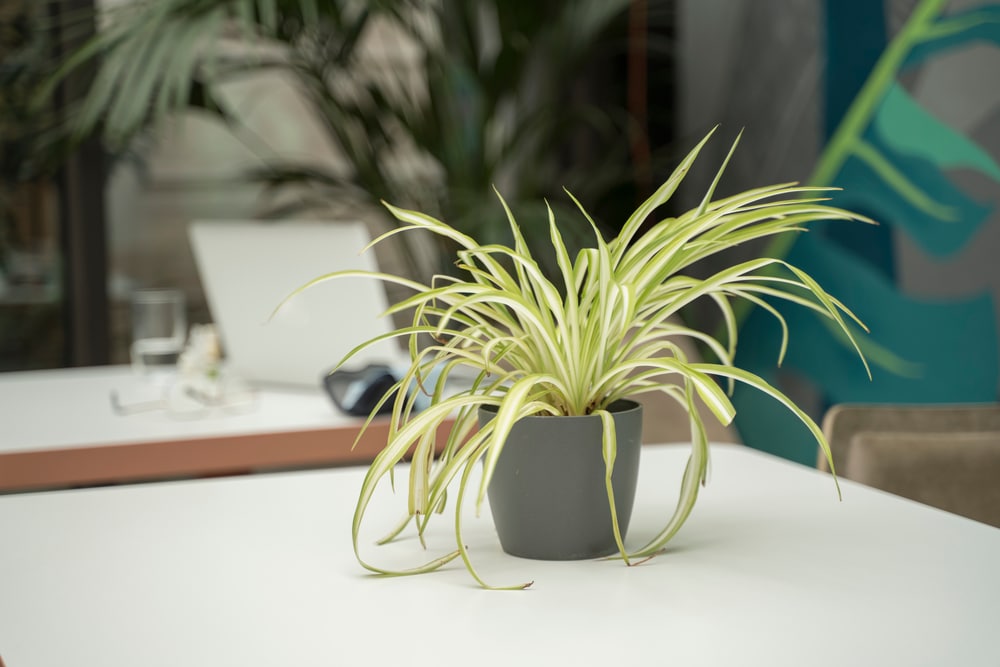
[735,0,1000,464]
[875,83,1000,183]
[904,6,1000,66]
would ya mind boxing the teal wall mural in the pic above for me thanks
[733,0,1000,464]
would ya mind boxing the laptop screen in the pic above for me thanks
[188,220,406,388]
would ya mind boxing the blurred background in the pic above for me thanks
[1,0,997,462]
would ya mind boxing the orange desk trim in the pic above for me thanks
[0,419,454,493]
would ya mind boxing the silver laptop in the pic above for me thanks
[188,220,406,388]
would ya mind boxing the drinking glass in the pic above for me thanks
[130,288,186,378]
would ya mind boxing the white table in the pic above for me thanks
[1,444,997,667]
[0,366,446,492]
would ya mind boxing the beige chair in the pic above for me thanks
[819,403,1000,528]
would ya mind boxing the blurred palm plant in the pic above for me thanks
[41,0,648,280]
[1,0,64,263]
[0,1,83,370]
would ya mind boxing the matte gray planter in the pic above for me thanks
[478,400,643,560]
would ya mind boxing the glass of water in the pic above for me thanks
[130,288,186,379]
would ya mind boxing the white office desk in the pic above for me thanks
[1,444,997,667]
[0,366,441,492]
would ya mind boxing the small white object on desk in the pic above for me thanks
[0,365,428,492]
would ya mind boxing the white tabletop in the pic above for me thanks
[0,365,342,453]
[0,366,415,491]
[1,443,997,667]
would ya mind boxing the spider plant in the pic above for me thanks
[284,129,872,589]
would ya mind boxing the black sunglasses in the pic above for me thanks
[322,364,400,416]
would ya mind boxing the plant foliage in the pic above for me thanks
[282,129,872,588]
[39,0,643,279]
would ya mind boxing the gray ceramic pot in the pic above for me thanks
[478,400,643,560]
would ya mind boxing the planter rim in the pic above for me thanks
[478,398,641,421]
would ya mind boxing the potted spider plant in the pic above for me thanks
[285,129,871,589]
